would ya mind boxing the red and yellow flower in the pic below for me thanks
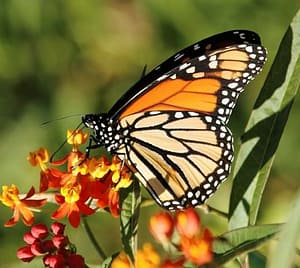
[27,129,133,227]
[0,185,46,227]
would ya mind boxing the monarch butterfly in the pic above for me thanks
[82,30,267,211]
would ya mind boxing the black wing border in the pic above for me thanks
[108,30,262,119]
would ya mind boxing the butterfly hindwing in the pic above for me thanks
[115,111,234,210]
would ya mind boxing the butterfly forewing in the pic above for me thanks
[108,30,265,120]
[119,43,266,124]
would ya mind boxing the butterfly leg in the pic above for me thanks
[84,134,103,159]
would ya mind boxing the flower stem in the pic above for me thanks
[81,216,107,260]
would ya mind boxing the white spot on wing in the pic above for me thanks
[248,63,256,69]
[174,112,184,118]
[245,46,254,53]
[198,55,207,61]
[179,62,191,70]
[228,82,238,89]
[186,66,196,73]
[209,61,218,69]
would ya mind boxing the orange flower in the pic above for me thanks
[67,129,88,151]
[89,157,132,216]
[112,244,161,268]
[52,181,94,227]
[149,212,174,242]
[87,157,111,179]
[175,207,200,238]
[108,189,120,217]
[135,243,161,268]
[180,228,213,265]
[0,185,46,227]
[61,181,81,203]
[160,258,185,268]
[111,251,132,268]
[109,157,132,191]
[114,169,132,191]
[66,151,86,174]
[27,148,49,171]
[110,156,123,182]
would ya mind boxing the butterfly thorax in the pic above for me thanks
[82,113,124,153]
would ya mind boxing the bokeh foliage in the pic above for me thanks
[0,1,299,267]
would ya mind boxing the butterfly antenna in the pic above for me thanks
[41,114,82,126]
[50,121,84,162]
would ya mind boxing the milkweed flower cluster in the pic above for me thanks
[17,222,84,267]
[20,129,131,228]
[1,130,132,229]
[0,129,133,266]
[112,208,213,267]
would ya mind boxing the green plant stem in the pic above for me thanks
[206,205,228,218]
[81,216,107,261]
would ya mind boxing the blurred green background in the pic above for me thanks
[0,1,299,267]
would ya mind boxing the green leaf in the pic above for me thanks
[100,252,120,268]
[209,224,281,267]
[267,190,300,268]
[229,8,300,229]
[119,179,141,261]
[249,251,266,268]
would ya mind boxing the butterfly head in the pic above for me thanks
[82,113,122,153]
[82,113,107,130]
